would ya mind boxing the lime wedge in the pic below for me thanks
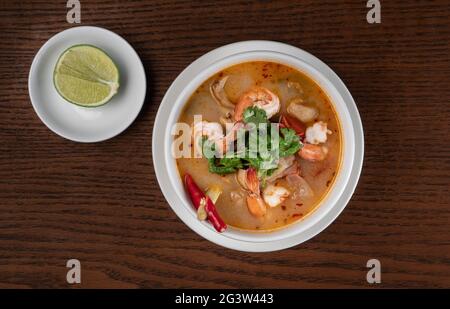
[53,45,119,107]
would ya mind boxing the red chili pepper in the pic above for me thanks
[280,114,306,137]
[184,174,227,233]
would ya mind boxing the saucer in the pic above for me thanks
[28,26,146,142]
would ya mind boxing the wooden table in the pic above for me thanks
[0,0,449,288]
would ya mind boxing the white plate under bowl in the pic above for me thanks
[28,26,146,142]
[153,41,364,252]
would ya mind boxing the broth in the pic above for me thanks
[176,61,341,231]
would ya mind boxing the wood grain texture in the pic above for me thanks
[0,0,449,288]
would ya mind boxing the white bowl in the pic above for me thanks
[153,41,364,252]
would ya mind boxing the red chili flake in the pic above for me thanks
[292,213,303,218]
[218,72,224,77]
[281,205,286,211]
[296,203,303,207]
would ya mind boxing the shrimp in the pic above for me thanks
[192,121,224,156]
[237,167,267,217]
[293,121,330,161]
[234,86,280,121]
[192,121,244,155]
[262,184,290,208]
[299,143,328,161]
[246,195,267,218]
[210,76,235,109]
[305,121,332,145]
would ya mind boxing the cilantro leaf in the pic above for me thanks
[279,127,303,157]
[208,156,243,175]
[202,111,302,177]
[242,106,268,125]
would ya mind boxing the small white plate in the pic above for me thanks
[28,26,146,142]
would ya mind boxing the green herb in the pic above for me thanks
[208,156,243,175]
[279,127,303,157]
[202,138,242,174]
[202,107,303,178]
[242,106,268,125]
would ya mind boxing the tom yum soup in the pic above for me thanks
[173,61,342,233]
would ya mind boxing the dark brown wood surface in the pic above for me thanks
[0,0,449,288]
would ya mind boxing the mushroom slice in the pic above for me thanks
[287,98,318,123]
[210,76,235,109]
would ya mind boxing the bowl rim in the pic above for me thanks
[152,41,364,252]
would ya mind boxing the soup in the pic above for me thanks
[176,61,341,232]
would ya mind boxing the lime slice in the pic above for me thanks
[53,45,119,107]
